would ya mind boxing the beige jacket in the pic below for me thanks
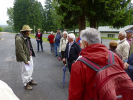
[116,38,130,61]
[59,37,68,52]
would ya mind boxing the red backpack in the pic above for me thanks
[78,51,133,100]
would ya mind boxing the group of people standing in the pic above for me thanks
[14,24,133,100]
[48,28,81,73]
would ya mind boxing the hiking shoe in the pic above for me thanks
[25,83,32,90]
[29,80,37,85]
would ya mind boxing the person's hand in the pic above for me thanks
[63,58,66,65]
[63,58,66,62]
[25,62,29,65]
[124,62,129,70]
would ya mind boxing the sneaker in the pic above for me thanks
[29,80,37,85]
[37,51,39,52]
[42,50,44,52]
[54,55,58,57]
[25,83,32,90]
[58,57,62,61]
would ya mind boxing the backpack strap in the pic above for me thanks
[78,51,115,72]
[78,57,101,72]
[98,51,115,72]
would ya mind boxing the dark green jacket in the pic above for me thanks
[15,33,35,63]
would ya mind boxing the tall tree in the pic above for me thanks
[7,7,14,26]
[13,0,45,32]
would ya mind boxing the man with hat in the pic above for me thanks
[54,28,62,57]
[15,25,37,90]
[126,30,133,46]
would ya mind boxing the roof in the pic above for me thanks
[68,25,133,33]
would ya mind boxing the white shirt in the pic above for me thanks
[68,41,74,58]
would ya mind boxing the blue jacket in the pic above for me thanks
[125,53,133,81]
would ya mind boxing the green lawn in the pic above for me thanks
[0,34,2,35]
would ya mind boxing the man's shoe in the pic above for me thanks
[29,80,37,85]
[54,55,58,57]
[25,83,32,90]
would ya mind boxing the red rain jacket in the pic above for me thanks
[48,34,54,43]
[68,43,124,100]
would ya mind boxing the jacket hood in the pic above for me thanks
[80,43,109,67]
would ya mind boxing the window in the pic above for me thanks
[108,34,115,38]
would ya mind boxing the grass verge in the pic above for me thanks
[101,37,119,40]
[10,33,49,43]
[29,34,49,43]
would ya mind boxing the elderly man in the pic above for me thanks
[15,25,37,90]
[116,31,130,61]
[35,29,43,52]
[63,33,81,73]
[68,28,129,100]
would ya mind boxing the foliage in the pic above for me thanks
[3,26,15,32]
[55,0,133,29]
[7,7,14,27]
[13,0,46,32]
[0,27,3,32]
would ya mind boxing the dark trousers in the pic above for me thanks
[67,59,73,73]
[50,43,54,53]
[37,41,43,51]
[61,51,65,58]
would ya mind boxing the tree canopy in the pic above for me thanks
[55,0,133,32]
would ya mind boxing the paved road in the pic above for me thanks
[0,32,114,100]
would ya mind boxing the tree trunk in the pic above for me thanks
[74,29,75,34]
[90,18,97,29]
[79,15,86,36]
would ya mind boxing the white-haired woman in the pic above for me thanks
[58,31,68,61]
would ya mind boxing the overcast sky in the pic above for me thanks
[0,0,133,25]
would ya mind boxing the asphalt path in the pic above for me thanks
[0,32,114,100]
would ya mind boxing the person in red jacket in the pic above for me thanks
[48,32,55,53]
[68,28,124,100]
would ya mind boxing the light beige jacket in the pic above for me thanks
[116,38,130,61]
[59,37,68,52]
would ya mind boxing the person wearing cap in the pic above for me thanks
[15,25,37,90]
[109,41,122,60]
[54,28,62,57]
[59,31,68,60]
[126,30,133,46]
[35,29,43,52]
[116,31,130,61]
[63,33,81,73]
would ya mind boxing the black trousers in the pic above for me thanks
[67,59,73,73]
[61,51,65,58]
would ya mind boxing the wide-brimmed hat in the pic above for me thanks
[20,25,32,31]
